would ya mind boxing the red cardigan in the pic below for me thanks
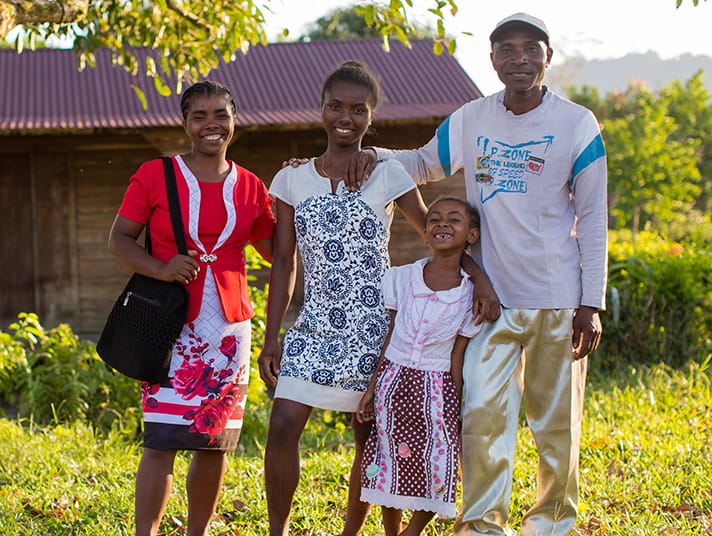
[118,157,275,323]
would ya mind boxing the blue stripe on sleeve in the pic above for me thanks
[571,134,605,186]
[436,116,452,177]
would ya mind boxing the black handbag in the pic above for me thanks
[96,157,189,382]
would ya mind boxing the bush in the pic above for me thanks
[0,313,141,437]
[598,232,712,369]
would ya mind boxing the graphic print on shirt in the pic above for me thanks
[474,135,554,203]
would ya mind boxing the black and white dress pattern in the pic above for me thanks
[269,159,416,411]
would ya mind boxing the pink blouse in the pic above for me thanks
[382,258,480,372]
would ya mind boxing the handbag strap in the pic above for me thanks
[145,157,189,256]
[162,156,189,256]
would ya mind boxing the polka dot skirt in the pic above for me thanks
[360,358,461,517]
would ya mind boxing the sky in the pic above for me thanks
[261,0,712,95]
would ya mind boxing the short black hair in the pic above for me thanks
[320,60,382,109]
[427,196,480,229]
[180,80,237,120]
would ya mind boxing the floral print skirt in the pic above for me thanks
[361,358,461,518]
[142,274,250,451]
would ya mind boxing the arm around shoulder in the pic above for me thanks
[460,253,500,324]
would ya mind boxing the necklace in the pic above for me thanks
[317,154,343,182]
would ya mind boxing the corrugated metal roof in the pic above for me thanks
[0,40,482,133]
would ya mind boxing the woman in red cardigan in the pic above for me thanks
[108,80,275,536]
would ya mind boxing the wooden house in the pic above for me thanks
[0,40,482,334]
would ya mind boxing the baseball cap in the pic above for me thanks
[489,12,549,45]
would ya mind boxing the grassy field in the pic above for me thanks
[0,361,710,536]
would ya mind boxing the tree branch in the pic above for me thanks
[1,0,87,37]
[164,0,210,32]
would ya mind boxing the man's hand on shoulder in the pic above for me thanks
[344,148,377,191]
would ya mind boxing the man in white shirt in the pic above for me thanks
[346,12,607,536]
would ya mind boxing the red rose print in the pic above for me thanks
[141,382,160,401]
[219,335,239,362]
[173,360,216,399]
[190,397,230,436]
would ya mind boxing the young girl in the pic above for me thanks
[356,196,482,536]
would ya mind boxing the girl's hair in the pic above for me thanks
[427,196,480,229]
[180,80,237,120]
[320,60,382,109]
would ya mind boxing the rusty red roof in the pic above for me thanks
[0,40,482,133]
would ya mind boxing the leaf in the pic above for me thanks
[153,76,172,97]
[392,25,409,46]
[131,86,148,110]
[363,5,376,26]
[232,498,248,510]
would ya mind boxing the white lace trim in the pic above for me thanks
[360,487,456,519]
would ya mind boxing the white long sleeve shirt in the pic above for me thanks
[376,90,608,310]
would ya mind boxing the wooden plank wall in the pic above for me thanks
[33,151,78,328]
[0,153,34,328]
[73,146,158,334]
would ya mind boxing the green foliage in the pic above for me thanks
[0,245,275,450]
[303,6,436,42]
[242,244,272,445]
[598,232,712,370]
[0,313,141,436]
[663,73,712,217]
[570,78,707,238]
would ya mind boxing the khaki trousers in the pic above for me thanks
[455,308,588,536]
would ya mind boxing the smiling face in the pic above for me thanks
[321,80,374,150]
[425,199,480,253]
[182,93,236,157]
[490,23,552,95]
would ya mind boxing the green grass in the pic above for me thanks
[0,361,710,536]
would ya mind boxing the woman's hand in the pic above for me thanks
[158,250,200,285]
[281,157,309,169]
[258,339,283,388]
[108,215,200,285]
[355,385,376,423]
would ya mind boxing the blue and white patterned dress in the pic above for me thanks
[269,158,416,411]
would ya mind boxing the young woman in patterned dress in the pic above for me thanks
[258,61,429,536]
